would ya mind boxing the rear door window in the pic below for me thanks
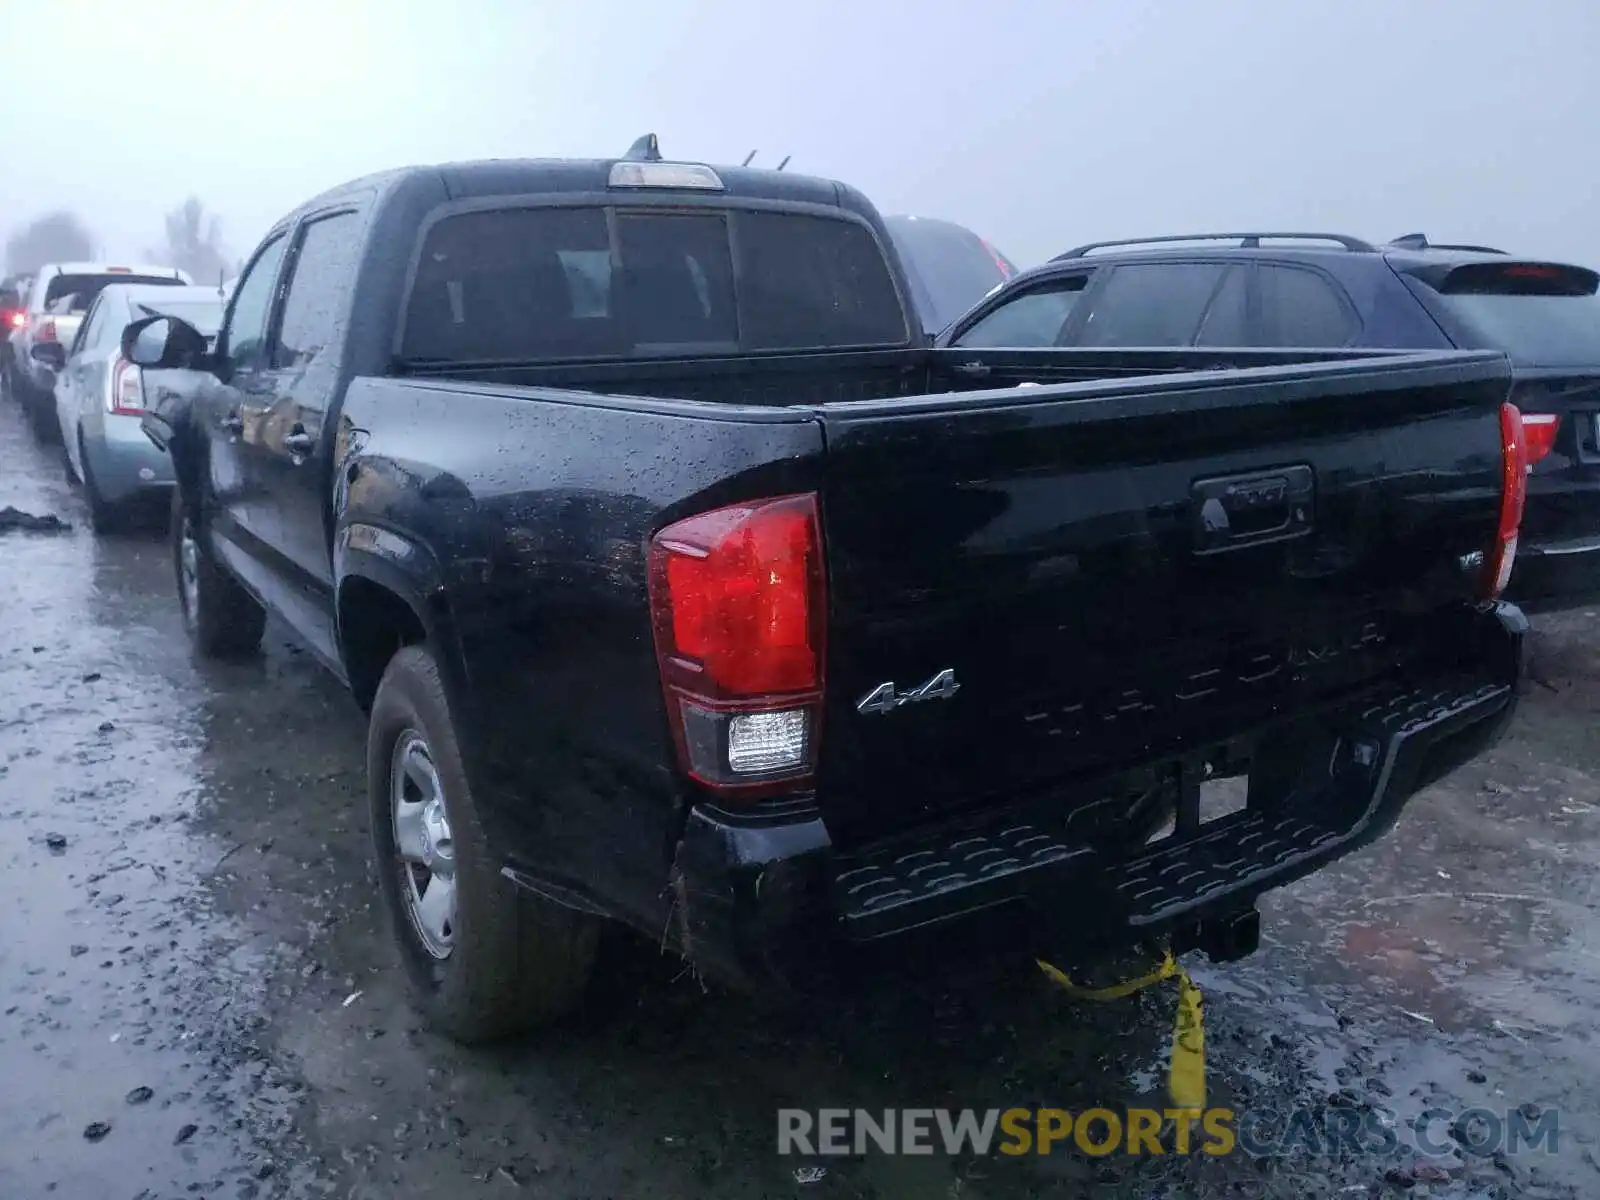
[1194,265,1250,346]
[400,206,907,364]
[1256,264,1357,347]
[951,275,1090,348]
[1073,262,1229,347]
[274,212,361,369]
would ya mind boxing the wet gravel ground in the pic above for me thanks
[2,397,1598,1200]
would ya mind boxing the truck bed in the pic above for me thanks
[392,345,1420,409]
[331,347,1517,932]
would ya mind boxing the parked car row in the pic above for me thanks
[1,261,228,527]
[3,224,1012,540]
[113,140,1525,1044]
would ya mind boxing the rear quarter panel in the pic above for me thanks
[333,376,826,927]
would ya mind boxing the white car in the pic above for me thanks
[55,284,224,532]
[9,262,191,441]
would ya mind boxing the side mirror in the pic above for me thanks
[30,341,65,370]
[121,314,211,372]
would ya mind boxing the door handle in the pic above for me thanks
[283,429,315,457]
[220,412,243,434]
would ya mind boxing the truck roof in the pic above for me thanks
[281,157,877,232]
[37,262,186,279]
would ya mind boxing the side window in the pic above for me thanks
[71,299,102,355]
[1195,266,1250,347]
[1257,265,1357,347]
[95,298,128,350]
[223,233,291,375]
[274,212,360,369]
[1073,262,1228,347]
[952,276,1089,348]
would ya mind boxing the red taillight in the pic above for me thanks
[109,357,145,415]
[980,238,1014,279]
[647,493,826,794]
[1520,412,1559,465]
[35,319,56,342]
[2,309,22,329]
[1484,402,1527,600]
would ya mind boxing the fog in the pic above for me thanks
[1,0,1595,272]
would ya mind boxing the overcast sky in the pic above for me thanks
[0,0,1595,271]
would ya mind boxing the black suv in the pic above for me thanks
[939,231,1600,612]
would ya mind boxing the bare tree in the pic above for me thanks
[152,197,231,284]
[5,211,96,275]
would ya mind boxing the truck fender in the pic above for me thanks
[332,523,464,714]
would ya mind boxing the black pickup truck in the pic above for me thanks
[130,145,1528,1043]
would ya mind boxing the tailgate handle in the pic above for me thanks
[1191,465,1314,555]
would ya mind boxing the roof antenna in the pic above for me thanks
[776,155,791,171]
[742,150,758,166]
[622,133,662,162]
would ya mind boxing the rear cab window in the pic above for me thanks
[1400,259,1600,367]
[399,205,909,364]
[43,272,183,314]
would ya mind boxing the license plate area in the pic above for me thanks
[1143,774,1249,846]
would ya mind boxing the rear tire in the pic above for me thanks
[172,489,265,658]
[21,380,58,444]
[368,645,600,1043]
[80,434,120,535]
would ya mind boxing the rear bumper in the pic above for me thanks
[83,413,175,503]
[1505,534,1600,613]
[666,603,1526,991]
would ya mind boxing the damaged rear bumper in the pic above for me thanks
[668,603,1527,992]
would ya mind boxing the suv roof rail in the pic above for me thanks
[1387,232,1506,254]
[1052,232,1378,260]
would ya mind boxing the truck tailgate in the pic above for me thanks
[812,351,1513,848]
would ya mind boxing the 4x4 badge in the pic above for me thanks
[856,668,961,716]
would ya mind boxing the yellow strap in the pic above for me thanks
[1036,952,1176,1000]
[1037,950,1206,1111]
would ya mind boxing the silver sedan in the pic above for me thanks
[55,285,223,533]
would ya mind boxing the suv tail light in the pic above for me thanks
[2,308,23,329]
[1483,402,1527,600]
[1520,412,1559,465]
[647,493,826,795]
[109,356,145,415]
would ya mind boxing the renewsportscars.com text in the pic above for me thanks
[777,1106,1560,1159]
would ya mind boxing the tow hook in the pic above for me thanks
[1198,907,1261,964]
